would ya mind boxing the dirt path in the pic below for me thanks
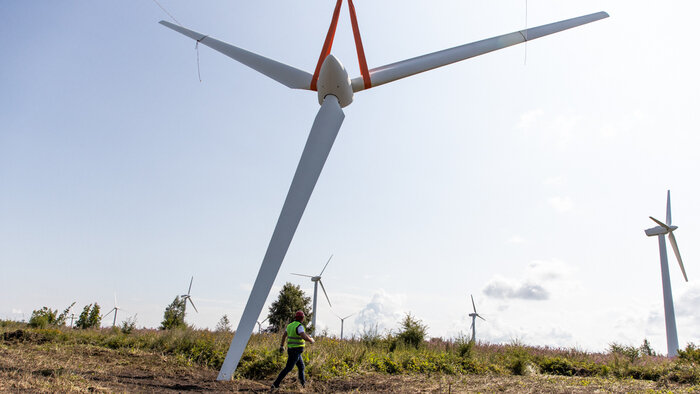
[1,342,696,392]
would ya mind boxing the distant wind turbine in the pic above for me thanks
[182,276,199,314]
[103,293,124,328]
[468,295,485,343]
[334,311,356,340]
[644,190,689,357]
[256,317,269,334]
[291,255,333,329]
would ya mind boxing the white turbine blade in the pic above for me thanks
[319,254,333,276]
[188,276,194,295]
[217,96,345,381]
[343,312,356,320]
[159,21,312,90]
[352,11,608,91]
[103,308,115,318]
[666,190,672,225]
[668,232,688,282]
[471,295,477,314]
[114,292,118,308]
[290,273,314,278]
[469,321,474,331]
[650,216,671,230]
[477,314,486,322]
[319,279,332,308]
[188,298,199,313]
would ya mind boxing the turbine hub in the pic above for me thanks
[317,54,353,108]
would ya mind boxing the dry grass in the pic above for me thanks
[2,341,698,393]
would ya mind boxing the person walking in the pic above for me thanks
[271,310,314,389]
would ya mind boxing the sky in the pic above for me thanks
[1,1,698,355]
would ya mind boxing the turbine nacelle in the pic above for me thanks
[317,55,353,108]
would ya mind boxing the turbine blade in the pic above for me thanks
[319,279,332,308]
[351,11,609,91]
[217,96,345,381]
[103,308,115,318]
[650,216,671,230]
[471,295,476,314]
[159,21,312,90]
[668,232,688,282]
[666,190,672,225]
[114,292,118,308]
[290,273,314,278]
[478,314,486,322]
[469,321,474,331]
[188,276,194,295]
[343,312,356,320]
[319,254,333,276]
[189,298,199,313]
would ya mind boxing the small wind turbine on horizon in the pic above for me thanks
[334,311,356,340]
[103,293,124,328]
[256,317,269,334]
[291,255,334,329]
[182,276,199,314]
[644,190,689,357]
[468,295,485,343]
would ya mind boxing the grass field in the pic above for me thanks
[1,320,699,392]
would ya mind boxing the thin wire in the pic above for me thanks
[524,0,528,65]
[152,0,182,26]
[195,41,202,82]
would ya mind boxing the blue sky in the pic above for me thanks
[1,1,698,353]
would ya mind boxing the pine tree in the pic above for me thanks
[160,296,186,330]
[267,282,312,333]
[215,314,232,332]
[75,303,101,329]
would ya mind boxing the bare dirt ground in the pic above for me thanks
[1,341,697,393]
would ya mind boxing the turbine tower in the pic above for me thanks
[291,255,333,329]
[182,276,199,314]
[159,3,608,380]
[256,317,269,334]
[644,190,689,357]
[468,295,485,343]
[334,312,356,340]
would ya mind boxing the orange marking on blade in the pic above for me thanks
[310,0,343,91]
[347,0,371,89]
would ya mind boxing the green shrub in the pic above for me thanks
[678,343,700,364]
[396,313,428,349]
[539,356,574,376]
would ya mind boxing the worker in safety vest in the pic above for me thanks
[271,310,314,389]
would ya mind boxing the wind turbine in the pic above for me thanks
[103,293,124,328]
[468,295,485,343]
[334,311,356,340]
[182,276,199,314]
[159,2,608,380]
[291,255,334,329]
[256,316,269,334]
[644,190,689,357]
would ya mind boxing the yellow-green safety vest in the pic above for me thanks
[286,321,305,348]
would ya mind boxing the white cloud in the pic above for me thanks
[483,277,549,300]
[355,289,405,334]
[507,235,526,244]
[548,196,574,213]
[517,108,544,130]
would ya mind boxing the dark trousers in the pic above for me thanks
[273,347,305,387]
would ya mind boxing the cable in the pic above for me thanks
[152,0,182,26]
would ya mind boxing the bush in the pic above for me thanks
[121,315,137,334]
[678,343,700,364]
[161,296,186,330]
[396,313,427,349]
[539,356,574,376]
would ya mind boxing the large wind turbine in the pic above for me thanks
[182,276,199,314]
[291,255,334,329]
[159,2,608,380]
[644,190,689,357]
[468,295,485,343]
